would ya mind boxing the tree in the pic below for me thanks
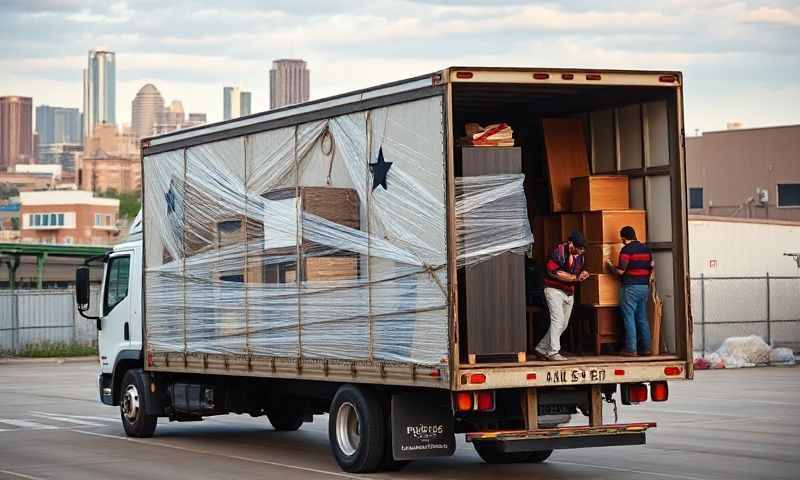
[100,188,141,220]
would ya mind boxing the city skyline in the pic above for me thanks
[83,49,116,138]
[2,2,800,134]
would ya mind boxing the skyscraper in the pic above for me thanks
[131,84,164,140]
[35,106,82,146]
[187,113,207,125]
[269,59,310,109]
[223,87,240,120]
[0,96,33,170]
[83,49,116,139]
[240,91,252,117]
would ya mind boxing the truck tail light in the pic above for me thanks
[455,392,473,412]
[659,75,677,83]
[469,373,486,384]
[664,366,682,376]
[586,73,602,81]
[455,71,474,79]
[475,391,494,411]
[622,383,648,404]
[651,381,669,402]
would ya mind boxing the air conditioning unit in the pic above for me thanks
[756,188,769,206]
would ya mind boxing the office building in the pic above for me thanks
[240,91,252,116]
[35,105,82,146]
[131,84,164,140]
[81,123,140,194]
[83,49,116,138]
[687,124,800,221]
[19,190,119,245]
[223,86,241,120]
[37,144,83,174]
[187,113,207,126]
[0,96,34,170]
[269,59,309,109]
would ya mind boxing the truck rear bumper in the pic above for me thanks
[466,422,655,452]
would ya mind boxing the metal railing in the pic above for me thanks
[691,274,800,353]
[0,288,99,353]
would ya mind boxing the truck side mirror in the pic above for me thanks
[76,267,91,310]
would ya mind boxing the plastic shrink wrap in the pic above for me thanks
[143,96,533,369]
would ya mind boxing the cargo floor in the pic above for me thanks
[466,353,680,368]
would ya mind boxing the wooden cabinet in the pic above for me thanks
[460,147,527,360]
[579,274,620,306]
[571,176,629,212]
[585,243,624,274]
[542,118,590,212]
[573,305,623,354]
[582,210,646,244]
[542,213,582,256]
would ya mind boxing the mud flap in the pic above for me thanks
[391,391,456,460]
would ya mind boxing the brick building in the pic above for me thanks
[19,190,119,245]
[80,151,141,194]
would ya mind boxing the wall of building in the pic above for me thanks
[689,217,800,276]
[686,125,800,221]
[80,155,141,194]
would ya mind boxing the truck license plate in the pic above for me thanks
[545,367,608,384]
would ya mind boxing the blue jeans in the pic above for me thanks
[620,284,651,353]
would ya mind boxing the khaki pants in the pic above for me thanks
[536,287,575,356]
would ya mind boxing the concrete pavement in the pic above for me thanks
[0,362,798,479]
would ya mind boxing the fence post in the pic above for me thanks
[700,273,706,354]
[11,289,19,354]
[765,272,771,346]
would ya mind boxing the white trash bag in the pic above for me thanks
[769,347,796,366]
[713,335,771,367]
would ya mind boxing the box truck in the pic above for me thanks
[76,66,692,473]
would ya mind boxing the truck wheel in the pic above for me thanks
[267,409,304,431]
[328,384,386,473]
[120,369,157,438]
[473,441,552,464]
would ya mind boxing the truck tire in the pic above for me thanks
[120,369,158,438]
[267,409,304,431]
[328,384,386,473]
[473,441,552,464]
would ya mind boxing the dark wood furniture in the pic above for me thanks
[460,147,527,362]
[541,118,590,212]
[573,305,624,355]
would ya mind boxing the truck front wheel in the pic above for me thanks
[473,441,552,464]
[328,384,386,473]
[120,369,158,438]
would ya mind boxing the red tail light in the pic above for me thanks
[455,71,474,79]
[533,73,550,80]
[561,73,574,80]
[455,392,473,412]
[526,372,537,380]
[586,73,602,81]
[476,391,495,411]
[626,383,648,403]
[659,75,677,83]
[664,366,682,376]
[651,381,669,402]
[614,369,625,376]
[469,373,486,384]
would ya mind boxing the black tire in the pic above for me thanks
[267,409,304,432]
[473,441,552,464]
[328,384,386,473]
[120,369,157,438]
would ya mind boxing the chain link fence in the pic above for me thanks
[0,288,100,353]
[691,275,800,354]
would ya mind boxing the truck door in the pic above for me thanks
[99,252,132,374]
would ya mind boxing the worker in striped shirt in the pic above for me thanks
[607,226,654,357]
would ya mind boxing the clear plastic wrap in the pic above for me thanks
[143,96,531,368]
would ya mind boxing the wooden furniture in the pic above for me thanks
[582,210,646,244]
[461,147,527,362]
[542,213,582,256]
[542,118,590,212]
[573,305,624,355]
[585,243,624,274]
[579,274,621,306]
[262,186,360,283]
[571,175,629,212]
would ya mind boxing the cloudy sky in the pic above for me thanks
[2,0,799,134]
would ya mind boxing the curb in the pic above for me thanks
[0,356,98,365]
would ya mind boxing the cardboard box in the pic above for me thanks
[585,243,624,274]
[579,274,620,306]
[571,175,630,212]
[582,210,646,244]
